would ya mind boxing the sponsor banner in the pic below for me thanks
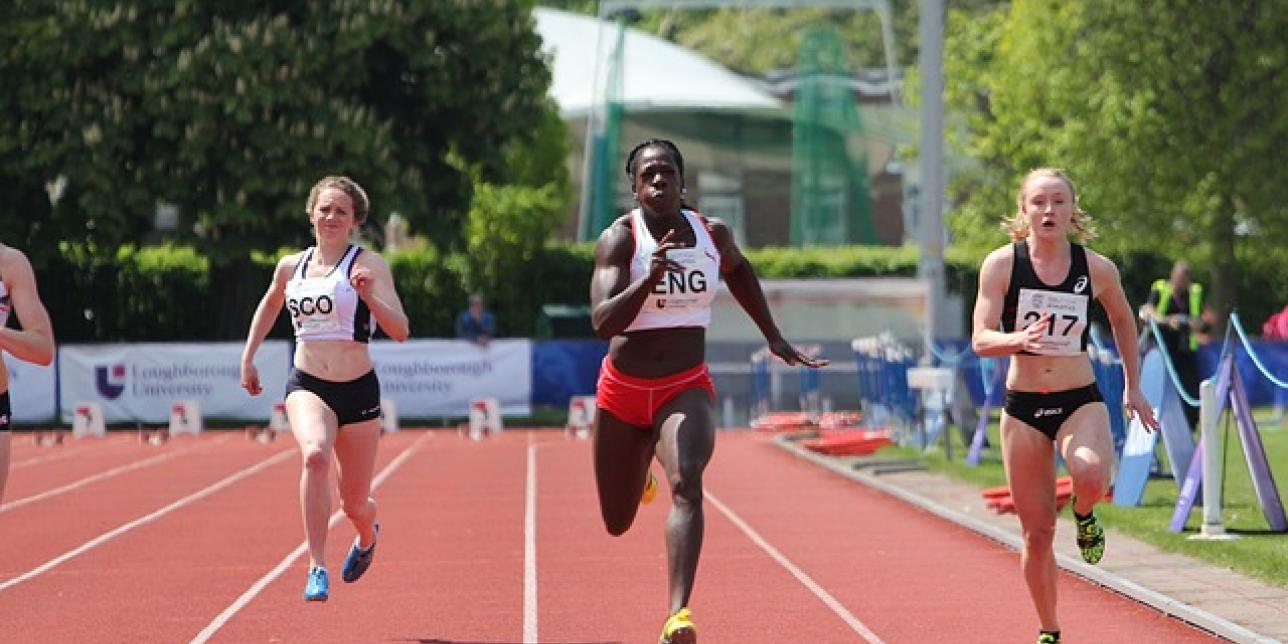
[7,358,58,423]
[59,342,290,423]
[370,339,531,417]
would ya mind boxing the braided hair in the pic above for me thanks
[625,139,685,180]
[625,139,689,209]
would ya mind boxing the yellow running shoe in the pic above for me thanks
[658,607,696,644]
[641,470,659,505]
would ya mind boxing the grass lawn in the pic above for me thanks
[880,406,1288,589]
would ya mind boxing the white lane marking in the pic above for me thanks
[706,490,886,644]
[1,436,231,514]
[190,433,431,644]
[524,437,539,644]
[0,448,295,593]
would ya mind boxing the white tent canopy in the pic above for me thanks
[533,7,781,119]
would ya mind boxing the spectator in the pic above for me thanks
[1138,260,1213,428]
[455,293,496,345]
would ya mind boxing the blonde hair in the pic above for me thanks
[1002,168,1097,242]
[305,176,370,224]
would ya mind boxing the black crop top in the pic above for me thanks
[1000,241,1093,356]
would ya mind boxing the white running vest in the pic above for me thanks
[623,209,721,333]
[284,245,374,343]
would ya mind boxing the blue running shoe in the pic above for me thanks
[303,566,329,601]
[342,523,380,583]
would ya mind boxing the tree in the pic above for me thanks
[0,0,556,337]
[942,0,1288,325]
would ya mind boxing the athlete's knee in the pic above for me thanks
[668,468,704,508]
[1021,519,1057,550]
[1067,458,1111,495]
[300,444,331,474]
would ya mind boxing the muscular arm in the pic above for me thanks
[1091,251,1159,429]
[241,256,294,366]
[971,246,1028,357]
[354,252,409,342]
[709,219,781,344]
[710,219,824,366]
[1090,253,1142,390]
[590,219,663,339]
[0,248,54,365]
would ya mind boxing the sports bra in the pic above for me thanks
[623,208,721,333]
[284,245,374,343]
[1001,241,1093,356]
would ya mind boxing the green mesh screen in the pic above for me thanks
[580,21,883,247]
[791,26,876,246]
[581,19,626,242]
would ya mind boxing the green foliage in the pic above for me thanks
[942,0,1288,320]
[0,1,556,262]
[464,183,568,336]
[387,246,468,339]
[35,240,1288,343]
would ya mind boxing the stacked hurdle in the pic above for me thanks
[749,346,821,432]
[851,334,916,441]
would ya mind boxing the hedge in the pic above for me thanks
[31,242,1288,343]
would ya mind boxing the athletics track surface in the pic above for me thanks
[0,429,1219,643]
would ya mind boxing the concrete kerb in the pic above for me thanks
[770,434,1276,644]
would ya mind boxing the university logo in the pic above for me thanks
[95,363,127,399]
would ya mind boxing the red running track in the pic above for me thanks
[0,429,1219,643]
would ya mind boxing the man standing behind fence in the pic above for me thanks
[1138,260,1212,429]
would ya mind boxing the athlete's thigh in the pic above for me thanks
[286,390,339,450]
[1001,413,1057,522]
[653,388,716,479]
[333,419,381,493]
[592,408,655,494]
[1056,402,1114,473]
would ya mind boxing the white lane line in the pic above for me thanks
[1,435,231,514]
[11,442,112,469]
[190,432,431,644]
[0,448,296,593]
[523,437,539,644]
[705,490,886,644]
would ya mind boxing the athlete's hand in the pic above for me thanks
[1018,312,1051,353]
[350,267,375,301]
[241,362,262,396]
[1123,386,1159,432]
[647,229,686,283]
[768,338,830,368]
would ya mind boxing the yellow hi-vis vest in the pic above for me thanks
[1151,279,1204,351]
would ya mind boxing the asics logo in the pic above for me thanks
[1073,276,1089,294]
[1034,407,1063,419]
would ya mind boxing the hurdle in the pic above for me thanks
[566,395,595,440]
[168,399,203,438]
[380,398,400,434]
[468,397,503,440]
[71,402,106,439]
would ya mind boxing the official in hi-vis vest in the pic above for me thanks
[1138,260,1210,429]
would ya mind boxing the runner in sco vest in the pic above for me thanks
[972,168,1158,644]
[241,176,408,602]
